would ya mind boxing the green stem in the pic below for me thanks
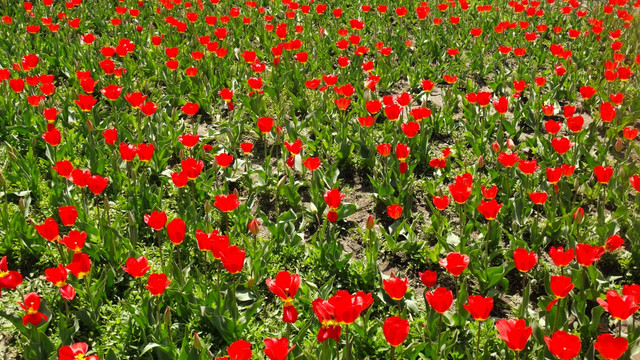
[476,321,482,360]
[437,313,443,359]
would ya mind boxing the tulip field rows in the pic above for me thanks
[1,0,640,359]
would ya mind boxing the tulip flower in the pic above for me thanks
[146,273,171,296]
[144,211,167,231]
[544,330,581,360]
[122,256,151,278]
[387,204,403,219]
[594,334,628,360]
[263,337,295,360]
[18,292,49,326]
[419,270,437,287]
[66,253,91,279]
[477,199,503,220]
[44,264,76,300]
[221,245,245,274]
[425,287,453,313]
[383,316,410,347]
[0,256,23,296]
[167,218,186,245]
[604,234,624,252]
[266,271,301,323]
[383,276,409,301]
[324,189,345,223]
[56,342,99,360]
[575,243,604,267]
[594,165,614,184]
[58,206,78,226]
[432,195,450,210]
[439,252,469,276]
[227,339,252,360]
[597,289,639,321]
[214,194,240,212]
[513,248,538,272]
[60,230,87,253]
[464,295,494,321]
[496,318,532,353]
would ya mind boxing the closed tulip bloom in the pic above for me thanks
[167,218,186,245]
[227,339,252,360]
[432,195,450,210]
[387,204,403,219]
[383,316,410,347]
[58,206,78,226]
[425,287,453,313]
[35,218,60,242]
[221,245,245,274]
[597,289,639,321]
[144,211,167,230]
[181,102,199,116]
[327,290,374,325]
[464,295,494,321]
[477,199,503,220]
[544,330,581,360]
[594,165,614,184]
[146,273,171,296]
[439,252,469,276]
[496,318,532,352]
[383,276,409,300]
[550,276,574,298]
[263,337,295,360]
[604,234,624,252]
[513,248,538,272]
[594,334,628,360]
[419,270,437,287]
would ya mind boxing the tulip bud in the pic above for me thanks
[87,119,94,132]
[19,198,25,212]
[506,138,515,150]
[233,188,240,199]
[127,211,135,225]
[573,207,584,224]
[247,276,255,289]
[8,151,17,162]
[103,196,110,212]
[277,175,286,190]
[179,148,185,161]
[193,333,203,351]
[366,215,375,230]
[491,141,500,153]
[164,306,172,327]
[619,167,626,179]
[248,218,260,235]
[363,90,371,102]
[0,172,5,187]
[477,155,484,168]
[614,138,622,152]
[275,125,283,137]
[204,199,211,213]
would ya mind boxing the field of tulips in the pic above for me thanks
[1,0,640,359]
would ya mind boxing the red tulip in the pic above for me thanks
[181,158,204,180]
[383,276,409,300]
[88,174,109,195]
[630,175,640,192]
[18,292,49,326]
[448,173,473,204]
[496,318,532,352]
[227,339,252,360]
[439,252,469,276]
[56,342,99,360]
[102,128,118,145]
[124,92,147,108]
[122,256,151,278]
[35,218,60,242]
[481,185,498,200]
[171,172,188,188]
[579,85,596,100]
[257,117,274,133]
[464,295,494,321]
[303,157,321,171]
[477,199,503,220]
[266,271,301,323]
[600,102,617,122]
[240,142,253,154]
[146,273,171,296]
[498,152,519,167]
[597,289,639,321]
[221,245,245,274]
[312,298,342,342]
[376,143,391,157]
[544,330,581,360]
[140,101,158,116]
[167,218,186,245]
[60,230,87,253]
[65,252,92,279]
[0,256,23,295]
[328,290,373,324]
[425,287,453,313]
[43,125,61,146]
[137,143,154,162]
[387,204,403,219]
[181,102,199,116]
[575,243,604,267]
[383,316,410,347]
[75,94,97,111]
[52,160,74,178]
[518,159,539,175]
[215,153,234,168]
[551,137,572,154]
[419,270,437,287]
[100,84,122,101]
[432,195,450,210]
[594,333,628,360]
[263,337,295,360]
[594,165,613,184]
[144,211,167,230]
[513,248,538,272]
[604,234,624,252]
[44,264,76,300]
[550,276,574,298]
[214,194,240,212]
[58,206,78,226]
[492,96,508,114]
